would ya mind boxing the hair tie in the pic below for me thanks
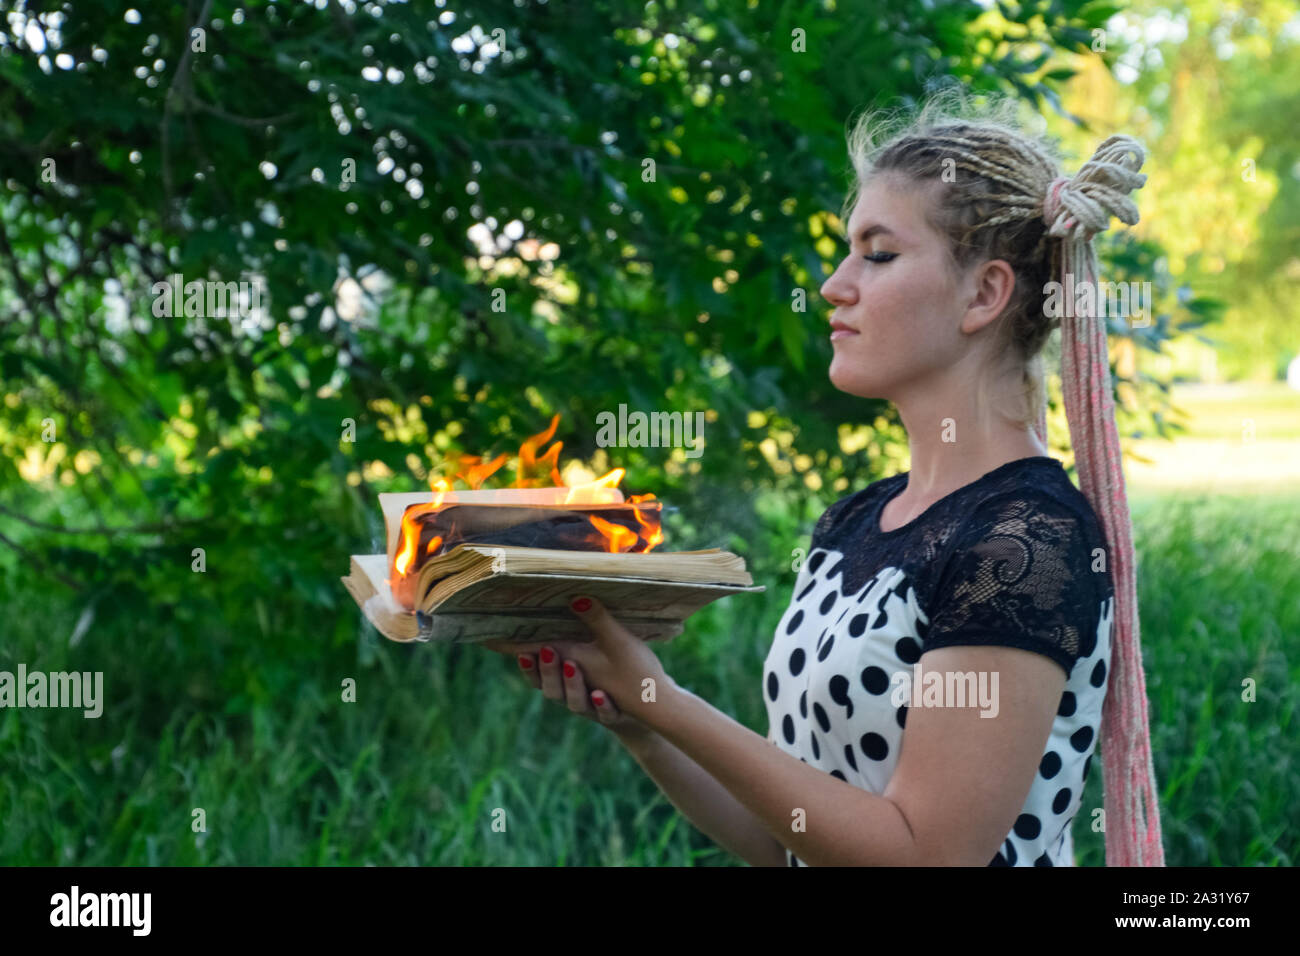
[1043,176,1072,231]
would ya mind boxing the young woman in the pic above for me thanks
[483,91,1165,867]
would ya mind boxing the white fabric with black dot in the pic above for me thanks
[761,457,1114,866]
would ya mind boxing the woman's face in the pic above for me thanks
[820,175,975,402]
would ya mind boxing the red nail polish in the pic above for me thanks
[518,656,532,669]
[563,662,575,679]
[571,597,592,613]
[540,647,554,664]
[592,691,605,705]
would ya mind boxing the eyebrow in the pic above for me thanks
[844,223,900,243]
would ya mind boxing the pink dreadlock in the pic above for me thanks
[1037,136,1164,866]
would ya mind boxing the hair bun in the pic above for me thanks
[1042,135,1148,242]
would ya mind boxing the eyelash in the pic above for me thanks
[863,253,897,263]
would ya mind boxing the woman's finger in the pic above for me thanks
[561,659,595,718]
[516,653,542,690]
[536,645,564,702]
[590,689,620,726]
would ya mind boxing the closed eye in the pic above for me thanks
[864,253,898,263]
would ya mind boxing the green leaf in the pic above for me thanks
[779,308,806,374]
[154,372,183,418]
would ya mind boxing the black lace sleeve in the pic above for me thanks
[919,490,1103,677]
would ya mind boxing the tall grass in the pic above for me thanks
[1,491,1293,865]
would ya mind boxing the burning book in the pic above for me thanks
[339,415,764,644]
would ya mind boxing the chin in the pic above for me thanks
[828,355,888,399]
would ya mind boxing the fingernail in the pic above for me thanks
[518,656,532,669]
[540,647,555,664]
[563,662,575,679]
[571,596,592,613]
[592,691,604,706]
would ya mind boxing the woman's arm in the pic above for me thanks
[613,727,788,867]
[642,647,1064,867]
[516,597,1063,866]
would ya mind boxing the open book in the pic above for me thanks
[340,487,765,644]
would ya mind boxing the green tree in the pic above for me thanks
[0,0,1189,672]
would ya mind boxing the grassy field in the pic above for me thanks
[1126,382,1300,494]
[2,490,1295,866]
[1158,382,1300,440]
[1,383,1296,866]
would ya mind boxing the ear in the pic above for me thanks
[959,258,1017,336]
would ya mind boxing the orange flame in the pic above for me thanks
[392,415,661,580]
[514,413,565,488]
[587,513,638,553]
[455,453,508,489]
[394,477,454,577]
[628,493,664,552]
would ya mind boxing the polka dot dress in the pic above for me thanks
[762,457,1113,866]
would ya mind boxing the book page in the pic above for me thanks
[342,553,764,644]
[430,570,764,618]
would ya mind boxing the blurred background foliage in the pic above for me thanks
[0,0,1293,865]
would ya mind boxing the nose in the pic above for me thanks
[820,258,857,309]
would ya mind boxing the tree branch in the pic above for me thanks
[0,528,84,593]
[0,502,209,537]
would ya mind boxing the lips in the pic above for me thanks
[829,319,859,334]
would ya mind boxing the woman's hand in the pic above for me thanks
[480,595,674,738]
[488,641,654,742]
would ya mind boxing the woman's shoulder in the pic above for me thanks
[939,460,1115,624]
[954,458,1113,591]
[925,460,1117,674]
